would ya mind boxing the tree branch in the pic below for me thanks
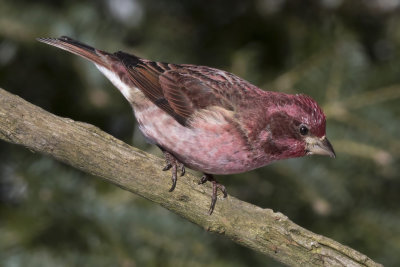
[0,88,382,267]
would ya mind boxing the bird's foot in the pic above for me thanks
[198,173,228,215]
[162,150,185,192]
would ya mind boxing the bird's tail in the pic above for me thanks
[37,36,110,67]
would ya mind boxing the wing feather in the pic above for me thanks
[115,51,251,126]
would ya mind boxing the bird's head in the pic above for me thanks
[262,93,335,160]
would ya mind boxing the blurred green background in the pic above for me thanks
[1,0,399,266]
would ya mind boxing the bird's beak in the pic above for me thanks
[305,136,336,158]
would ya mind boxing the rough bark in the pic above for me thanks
[0,88,382,267]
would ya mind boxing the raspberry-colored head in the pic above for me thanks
[261,93,335,160]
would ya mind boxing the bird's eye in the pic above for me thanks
[299,125,309,135]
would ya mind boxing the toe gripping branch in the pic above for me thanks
[161,150,227,215]
[199,174,228,215]
[162,150,185,192]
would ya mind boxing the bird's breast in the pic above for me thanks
[134,104,271,174]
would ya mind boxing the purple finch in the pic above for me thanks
[37,36,335,214]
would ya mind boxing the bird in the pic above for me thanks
[37,36,336,215]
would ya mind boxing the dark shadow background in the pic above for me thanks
[1,0,399,266]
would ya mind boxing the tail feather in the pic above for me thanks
[37,36,109,67]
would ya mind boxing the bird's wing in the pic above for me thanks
[115,51,255,126]
[158,67,237,118]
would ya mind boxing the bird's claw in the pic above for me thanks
[162,163,172,171]
[199,174,228,215]
[162,150,185,192]
[198,175,208,185]
[179,163,185,176]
